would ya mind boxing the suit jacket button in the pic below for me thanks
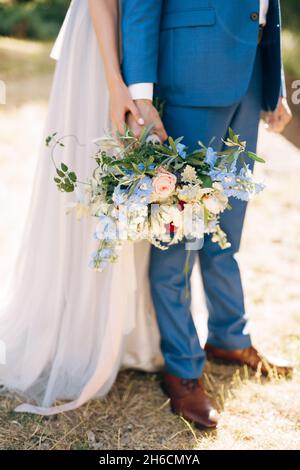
[250,12,259,22]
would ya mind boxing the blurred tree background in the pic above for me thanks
[0,1,298,39]
[0,0,299,76]
[0,0,70,40]
[281,0,300,32]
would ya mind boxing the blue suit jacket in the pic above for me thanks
[121,0,285,111]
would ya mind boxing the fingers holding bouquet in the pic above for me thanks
[108,77,167,142]
[126,99,168,143]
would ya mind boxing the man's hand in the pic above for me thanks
[127,99,168,143]
[262,97,292,133]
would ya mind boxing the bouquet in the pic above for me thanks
[48,126,265,271]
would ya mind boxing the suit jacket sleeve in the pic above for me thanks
[121,0,163,86]
[278,1,287,99]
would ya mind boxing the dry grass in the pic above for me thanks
[1,368,300,450]
[0,38,300,450]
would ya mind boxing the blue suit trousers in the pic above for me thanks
[149,48,263,379]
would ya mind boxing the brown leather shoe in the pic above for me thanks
[162,371,219,429]
[205,344,293,377]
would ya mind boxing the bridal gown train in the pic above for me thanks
[0,0,204,415]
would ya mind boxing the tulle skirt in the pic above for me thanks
[0,0,163,415]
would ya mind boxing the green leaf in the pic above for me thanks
[186,158,204,167]
[45,132,57,147]
[200,175,213,188]
[54,177,61,184]
[197,139,206,149]
[246,151,266,163]
[218,149,236,156]
[153,144,173,156]
[208,136,216,147]
[139,124,155,144]
[132,163,143,174]
[174,162,186,171]
[168,137,177,154]
[228,127,236,141]
[224,140,238,148]
[68,172,77,182]
[61,163,68,172]
[56,169,65,178]
[203,206,210,225]
[62,182,74,193]
[187,150,206,160]
[127,179,140,198]
[174,136,184,145]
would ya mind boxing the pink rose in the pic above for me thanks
[152,169,177,200]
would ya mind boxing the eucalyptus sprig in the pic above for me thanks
[46,133,85,192]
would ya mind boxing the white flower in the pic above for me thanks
[149,204,183,239]
[211,225,231,249]
[177,184,212,203]
[212,182,223,192]
[203,195,225,215]
[181,165,198,183]
[92,135,121,151]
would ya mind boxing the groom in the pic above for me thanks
[120,0,292,428]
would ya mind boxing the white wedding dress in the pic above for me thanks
[0,0,205,416]
[0,0,164,415]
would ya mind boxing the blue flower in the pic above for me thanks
[149,163,156,170]
[129,176,153,205]
[223,188,250,201]
[89,252,109,271]
[138,163,145,171]
[205,147,218,168]
[229,156,238,172]
[176,143,187,158]
[112,185,128,205]
[94,215,116,240]
[238,166,252,181]
[99,247,113,260]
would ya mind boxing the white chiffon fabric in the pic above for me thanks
[0,0,164,415]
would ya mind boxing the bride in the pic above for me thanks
[0,0,167,415]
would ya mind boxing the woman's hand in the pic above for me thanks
[109,78,145,136]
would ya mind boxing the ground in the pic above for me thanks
[0,39,299,450]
